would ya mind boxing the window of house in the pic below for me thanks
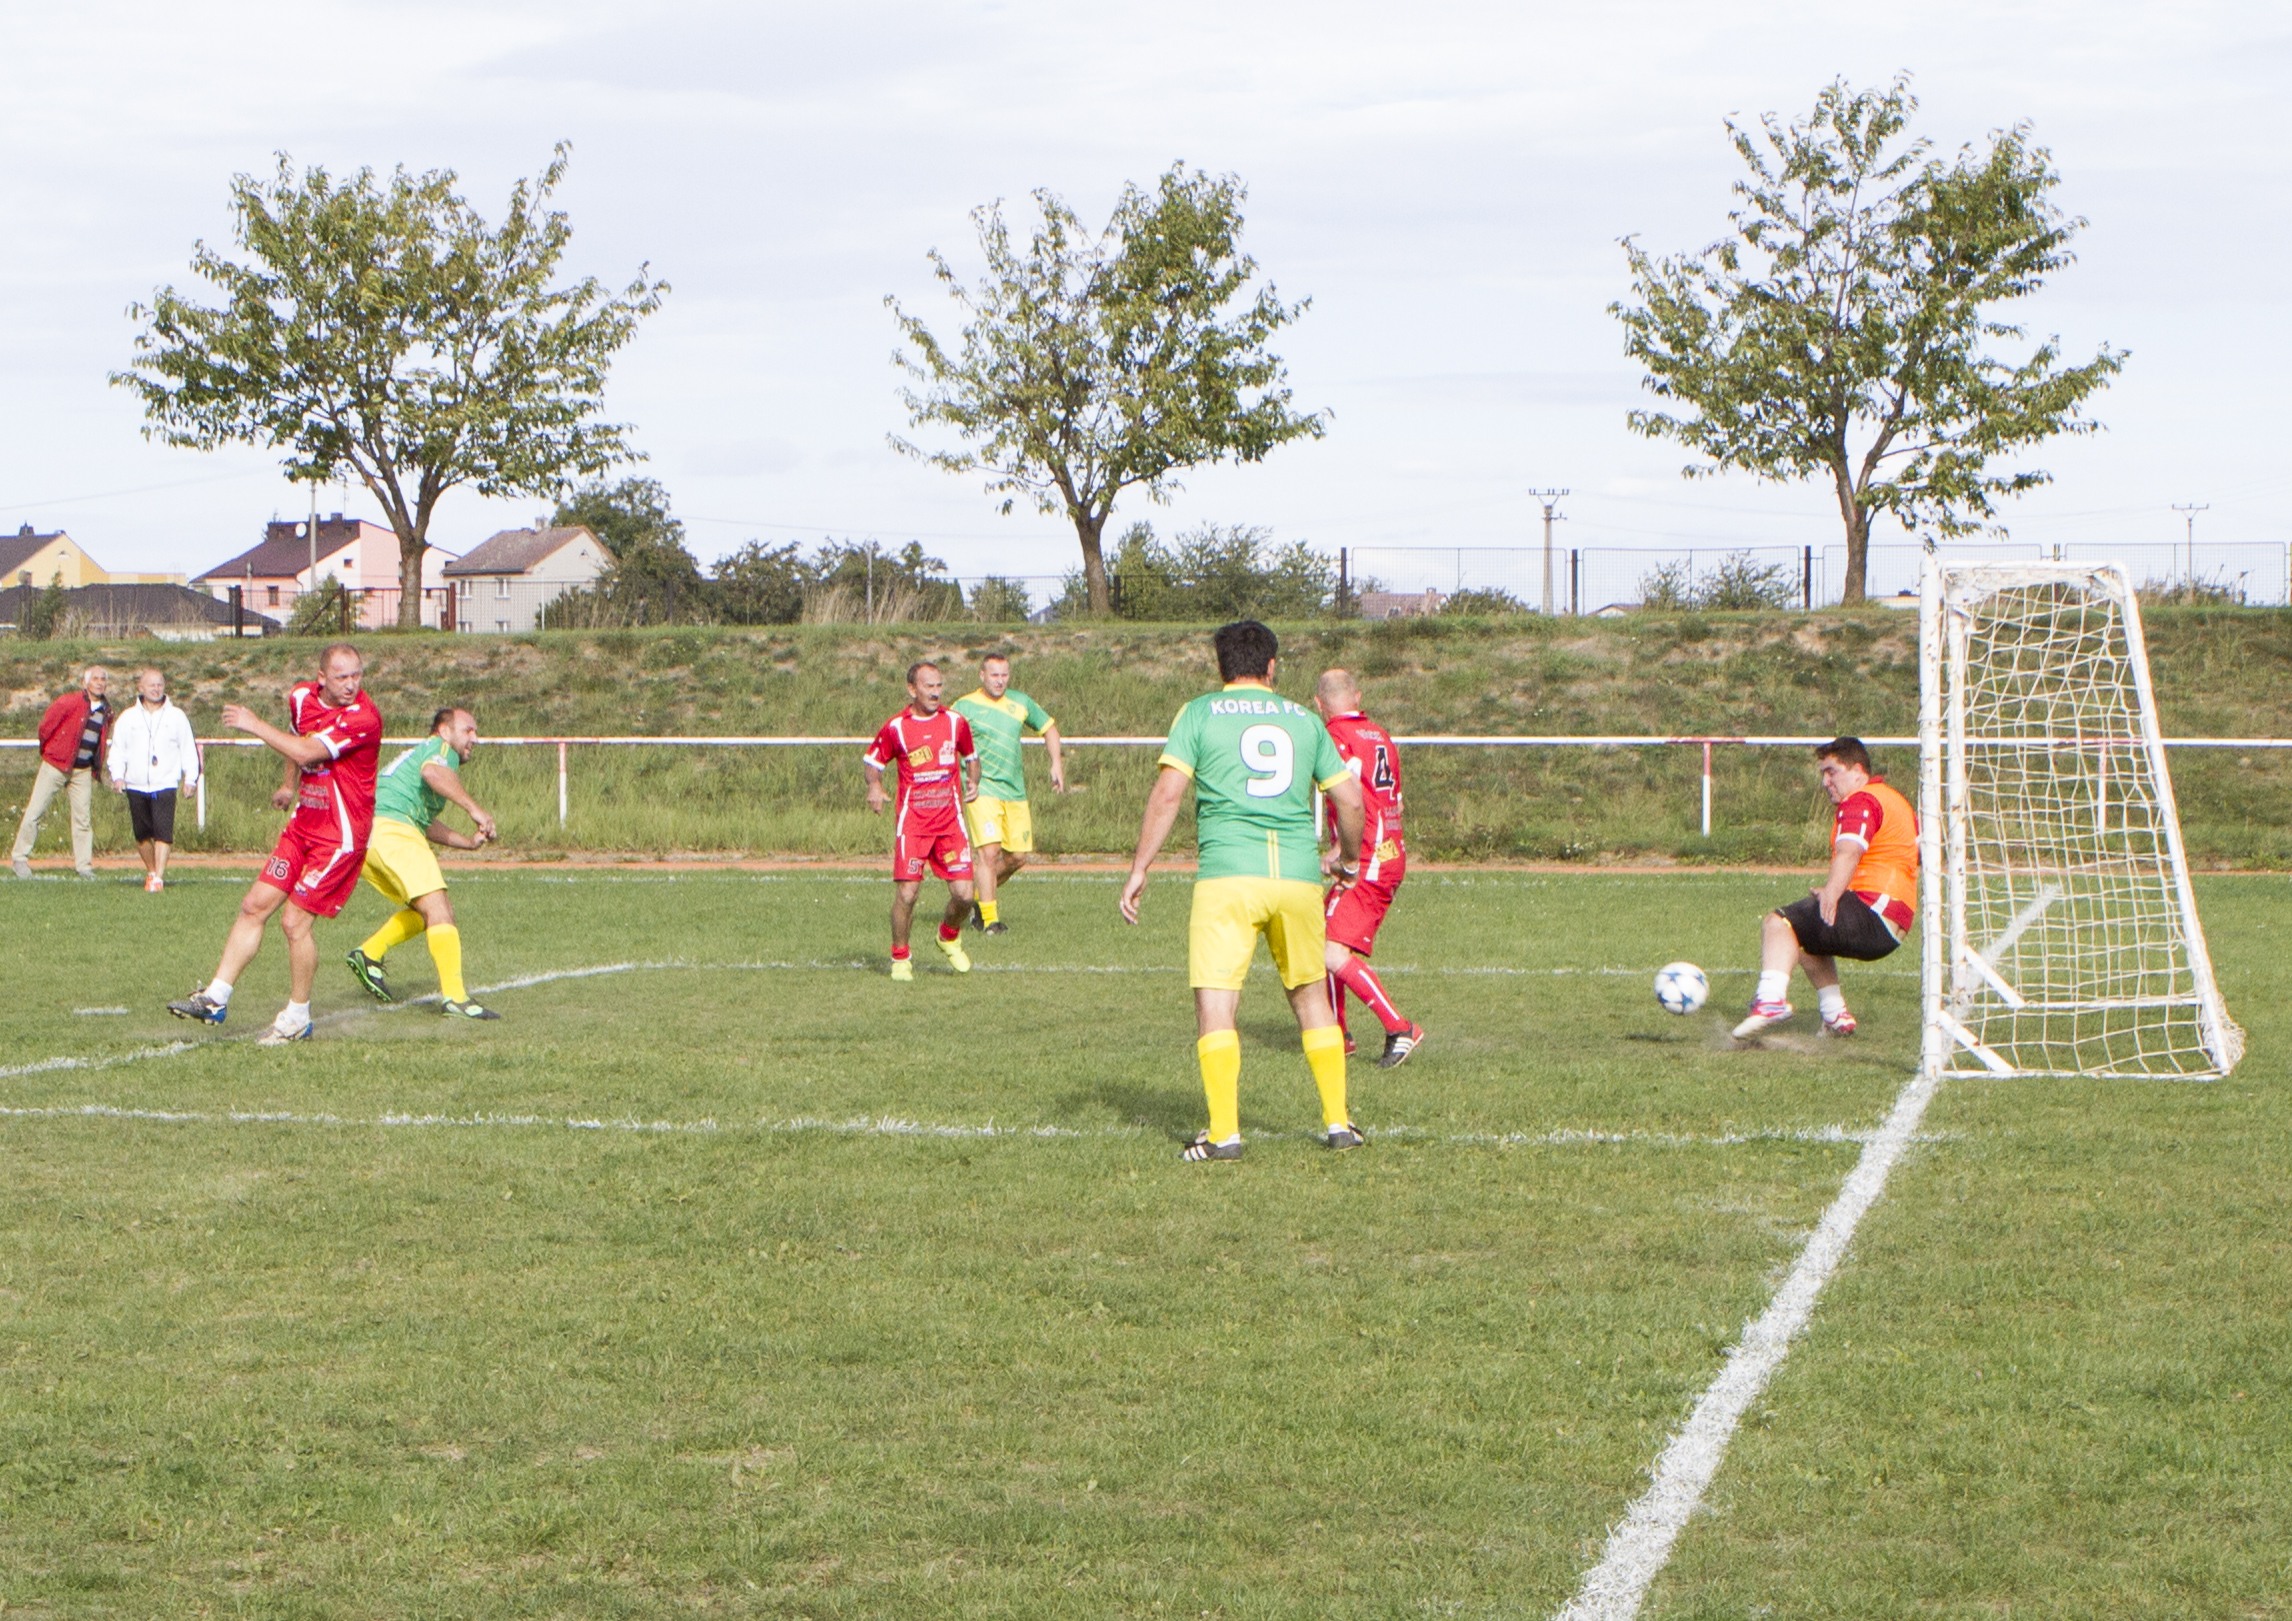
[496,578,510,598]
[266,586,279,606]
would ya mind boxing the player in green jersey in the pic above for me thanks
[1120,621,1368,1161]
[952,654,1065,934]
[345,707,501,1019]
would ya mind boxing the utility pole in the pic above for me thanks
[1529,488,1569,614]
[2171,501,2209,587]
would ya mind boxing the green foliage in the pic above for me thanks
[711,540,809,626]
[797,541,964,624]
[1614,75,2123,602]
[1638,560,1695,611]
[1051,522,1338,621]
[1638,554,1802,612]
[966,576,1034,622]
[544,478,715,627]
[17,572,67,641]
[284,574,351,636]
[1440,587,1531,617]
[889,165,1323,614]
[116,145,665,627]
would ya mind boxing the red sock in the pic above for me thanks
[1332,954,1409,1034]
[1325,971,1349,1039]
[939,922,961,943]
[891,945,912,961]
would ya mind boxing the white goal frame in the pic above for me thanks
[1918,558,2243,1081]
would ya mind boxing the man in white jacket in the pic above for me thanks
[107,668,201,892]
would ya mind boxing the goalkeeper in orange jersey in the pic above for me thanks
[1732,736,1918,1040]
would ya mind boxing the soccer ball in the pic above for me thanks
[1654,962,1709,1016]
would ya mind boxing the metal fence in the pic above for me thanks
[13,732,2282,841]
[1346,540,2292,613]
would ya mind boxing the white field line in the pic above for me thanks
[0,1098,1900,1152]
[1551,1067,1944,1621]
[0,955,1908,1087]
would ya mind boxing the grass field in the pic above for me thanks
[1,867,2286,1617]
[9,609,2292,865]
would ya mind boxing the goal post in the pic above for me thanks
[1919,558,2244,1081]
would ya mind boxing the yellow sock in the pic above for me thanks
[979,899,1000,926]
[1196,1030,1242,1142]
[1302,1025,1349,1129]
[426,924,468,1003]
[360,907,425,961]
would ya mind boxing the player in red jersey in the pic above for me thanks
[167,643,384,1044]
[863,660,981,980]
[1315,669,1426,1068]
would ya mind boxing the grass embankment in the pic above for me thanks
[5,609,2290,864]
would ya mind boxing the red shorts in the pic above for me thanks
[1325,868,1403,956]
[257,814,371,919]
[893,818,973,883]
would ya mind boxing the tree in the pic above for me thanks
[889,164,1323,615]
[116,146,665,629]
[713,540,810,626]
[1052,521,1338,621]
[546,477,715,625]
[19,572,68,641]
[1612,76,2124,603]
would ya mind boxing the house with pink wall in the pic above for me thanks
[194,515,458,629]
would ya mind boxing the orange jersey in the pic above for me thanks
[1834,778,1918,934]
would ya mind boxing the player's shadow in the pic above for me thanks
[1067,1077,1198,1138]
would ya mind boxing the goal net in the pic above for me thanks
[1919,559,2243,1080]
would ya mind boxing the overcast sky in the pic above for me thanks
[2,0,2285,599]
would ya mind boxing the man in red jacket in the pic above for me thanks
[12,665,112,879]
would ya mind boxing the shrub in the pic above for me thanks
[967,577,1033,622]
[18,572,68,640]
[1440,588,1531,616]
[1635,552,1796,611]
[1053,522,1340,620]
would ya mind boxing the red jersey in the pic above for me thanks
[1324,711,1406,881]
[286,680,385,845]
[864,707,977,830]
[1833,779,1918,937]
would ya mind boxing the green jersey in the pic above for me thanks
[374,736,460,830]
[1159,684,1347,883]
[953,688,1054,801]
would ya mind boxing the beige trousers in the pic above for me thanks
[12,761,95,874]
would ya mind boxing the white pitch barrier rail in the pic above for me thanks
[9,733,2291,835]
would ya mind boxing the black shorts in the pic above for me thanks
[127,789,177,845]
[1778,892,1899,962]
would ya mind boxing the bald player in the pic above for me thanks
[1314,669,1425,1067]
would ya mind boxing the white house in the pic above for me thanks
[442,525,612,633]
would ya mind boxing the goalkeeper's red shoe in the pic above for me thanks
[1822,1008,1858,1036]
[1731,999,1793,1040]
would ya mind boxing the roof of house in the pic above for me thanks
[0,581,280,632]
[192,516,392,583]
[0,525,72,580]
[442,525,606,577]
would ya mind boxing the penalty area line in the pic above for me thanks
[1551,1066,1945,1621]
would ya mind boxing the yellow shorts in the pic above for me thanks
[1188,876,1327,992]
[965,794,1034,855]
[362,816,447,905]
